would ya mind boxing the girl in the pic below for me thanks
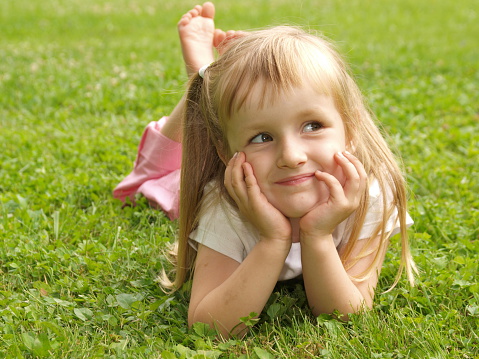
[114,2,416,337]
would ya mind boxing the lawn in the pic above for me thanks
[0,0,478,357]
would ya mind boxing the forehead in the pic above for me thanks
[215,43,339,122]
[228,77,337,120]
[225,81,344,144]
[221,75,335,124]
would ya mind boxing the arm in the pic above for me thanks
[160,94,185,142]
[189,240,290,337]
[301,233,386,317]
[188,152,292,337]
[299,151,376,318]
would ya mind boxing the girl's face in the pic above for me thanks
[226,82,348,218]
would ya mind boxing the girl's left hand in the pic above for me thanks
[299,151,367,241]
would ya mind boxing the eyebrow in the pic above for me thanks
[295,106,332,118]
[230,101,335,137]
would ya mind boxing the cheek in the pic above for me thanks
[332,164,346,186]
[323,142,347,185]
[244,155,268,184]
[321,151,346,186]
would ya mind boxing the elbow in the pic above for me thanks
[311,299,373,321]
[188,312,250,339]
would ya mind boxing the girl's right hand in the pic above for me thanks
[224,152,292,244]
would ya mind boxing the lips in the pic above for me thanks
[275,173,315,186]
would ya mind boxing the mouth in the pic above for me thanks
[275,173,315,186]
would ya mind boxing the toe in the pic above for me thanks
[202,2,215,19]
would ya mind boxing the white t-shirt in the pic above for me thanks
[189,179,413,280]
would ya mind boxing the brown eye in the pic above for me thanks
[251,133,273,143]
[304,122,323,132]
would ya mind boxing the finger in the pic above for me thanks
[242,161,264,202]
[335,151,366,202]
[343,151,368,184]
[242,161,288,232]
[224,155,235,199]
[229,152,250,202]
[224,153,241,203]
[335,152,361,188]
[314,170,344,201]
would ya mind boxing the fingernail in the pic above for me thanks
[337,151,345,158]
[233,152,238,158]
[344,150,351,155]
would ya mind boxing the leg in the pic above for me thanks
[177,2,245,74]
[162,3,245,142]
[178,2,217,77]
[162,2,219,142]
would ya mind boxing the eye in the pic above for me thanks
[250,133,273,143]
[303,122,323,132]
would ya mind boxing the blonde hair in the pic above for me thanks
[161,26,416,291]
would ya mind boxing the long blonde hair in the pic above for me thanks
[162,26,416,291]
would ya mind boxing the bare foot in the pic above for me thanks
[163,3,247,142]
[178,2,247,76]
[214,30,248,56]
[178,2,217,77]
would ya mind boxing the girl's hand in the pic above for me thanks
[224,152,292,243]
[299,151,367,241]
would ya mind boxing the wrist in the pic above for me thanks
[258,235,292,255]
[300,232,334,249]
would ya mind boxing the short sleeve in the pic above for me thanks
[334,179,413,247]
[189,186,260,263]
[358,179,413,239]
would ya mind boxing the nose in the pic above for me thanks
[276,140,307,169]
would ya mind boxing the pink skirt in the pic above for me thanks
[113,117,181,220]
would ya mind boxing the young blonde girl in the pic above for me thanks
[114,2,415,338]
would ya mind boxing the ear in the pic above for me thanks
[215,140,229,165]
[347,138,356,152]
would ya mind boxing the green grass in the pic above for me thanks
[1,0,478,357]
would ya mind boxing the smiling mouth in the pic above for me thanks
[275,174,315,186]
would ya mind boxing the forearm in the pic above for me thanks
[301,236,371,318]
[160,94,186,142]
[189,240,290,337]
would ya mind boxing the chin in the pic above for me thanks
[281,209,309,219]
[274,197,324,218]
[267,181,333,218]
[286,182,332,217]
